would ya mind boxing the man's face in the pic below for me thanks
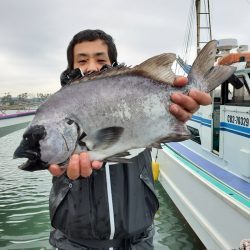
[73,39,111,74]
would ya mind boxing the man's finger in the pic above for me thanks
[48,164,66,176]
[67,154,80,180]
[171,93,199,114]
[92,161,103,170]
[189,89,212,105]
[79,152,93,177]
[173,76,188,87]
[169,104,192,122]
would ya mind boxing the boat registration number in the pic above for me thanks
[227,115,249,127]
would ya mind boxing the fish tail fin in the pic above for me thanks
[188,40,236,92]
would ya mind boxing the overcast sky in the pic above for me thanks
[1,0,250,96]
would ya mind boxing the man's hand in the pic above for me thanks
[48,153,103,179]
[170,76,212,122]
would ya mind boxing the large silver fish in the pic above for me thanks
[14,40,235,171]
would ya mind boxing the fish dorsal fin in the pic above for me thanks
[133,53,176,84]
[70,53,176,85]
[71,65,133,84]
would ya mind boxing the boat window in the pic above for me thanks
[213,86,221,103]
[225,75,250,105]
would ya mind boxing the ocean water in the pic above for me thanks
[0,125,205,250]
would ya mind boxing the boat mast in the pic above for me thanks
[196,0,212,54]
[177,0,212,74]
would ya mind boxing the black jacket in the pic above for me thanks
[49,149,159,249]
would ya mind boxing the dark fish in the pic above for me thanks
[14,40,235,171]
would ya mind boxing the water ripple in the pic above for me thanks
[154,182,205,250]
[0,129,53,249]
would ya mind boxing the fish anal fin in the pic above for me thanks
[157,133,192,144]
[149,143,162,149]
[104,157,132,164]
[104,151,132,163]
[105,151,131,163]
[154,124,192,146]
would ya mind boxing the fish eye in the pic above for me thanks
[66,118,74,125]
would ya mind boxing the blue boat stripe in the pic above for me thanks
[191,116,250,138]
[191,115,211,127]
[220,128,250,138]
[220,122,250,134]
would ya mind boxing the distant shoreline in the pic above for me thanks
[0,103,41,111]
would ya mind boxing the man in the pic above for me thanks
[49,29,211,250]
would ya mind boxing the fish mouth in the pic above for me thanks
[13,138,42,161]
[13,149,40,161]
[13,125,49,171]
[14,146,49,171]
[14,143,68,171]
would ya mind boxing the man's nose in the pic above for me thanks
[85,61,99,74]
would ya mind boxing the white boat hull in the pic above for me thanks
[154,145,250,249]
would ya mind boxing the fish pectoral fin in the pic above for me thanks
[83,126,124,150]
[133,53,176,85]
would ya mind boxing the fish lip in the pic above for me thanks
[14,146,47,171]
[14,145,69,171]
[18,159,49,171]
[13,149,40,161]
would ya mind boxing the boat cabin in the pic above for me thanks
[187,48,250,180]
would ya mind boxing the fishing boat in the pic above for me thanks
[155,1,250,249]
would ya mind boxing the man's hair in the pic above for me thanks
[66,29,118,70]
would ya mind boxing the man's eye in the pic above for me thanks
[78,60,86,64]
[98,60,106,63]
